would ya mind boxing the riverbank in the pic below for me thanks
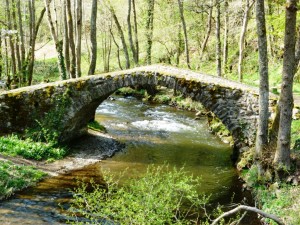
[0,130,124,200]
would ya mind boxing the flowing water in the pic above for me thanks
[0,96,257,224]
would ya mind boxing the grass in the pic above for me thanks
[0,160,46,199]
[88,121,107,133]
[0,135,67,161]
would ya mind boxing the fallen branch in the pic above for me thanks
[211,205,284,225]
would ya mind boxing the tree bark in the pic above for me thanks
[132,0,139,64]
[27,0,36,86]
[63,0,70,77]
[255,0,269,175]
[66,0,76,78]
[145,0,155,65]
[274,0,298,169]
[127,0,137,66]
[199,1,213,61]
[211,205,284,225]
[44,0,67,80]
[110,6,130,69]
[11,0,21,81]
[110,29,123,70]
[238,0,255,82]
[17,0,26,83]
[5,0,17,84]
[178,0,191,69]
[88,0,97,75]
[75,0,82,78]
[223,0,229,75]
[215,0,222,76]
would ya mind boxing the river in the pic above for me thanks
[0,95,257,224]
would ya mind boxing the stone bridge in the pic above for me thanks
[0,65,277,149]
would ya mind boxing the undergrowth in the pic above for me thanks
[0,160,46,199]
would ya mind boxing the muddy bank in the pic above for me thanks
[0,130,124,177]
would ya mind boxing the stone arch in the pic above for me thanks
[0,65,277,150]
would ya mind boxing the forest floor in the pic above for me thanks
[0,130,124,177]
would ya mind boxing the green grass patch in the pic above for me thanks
[0,135,67,161]
[88,121,107,133]
[32,58,60,84]
[291,120,300,151]
[0,160,46,199]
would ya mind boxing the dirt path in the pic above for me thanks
[0,130,124,176]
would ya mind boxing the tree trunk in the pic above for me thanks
[145,0,155,65]
[238,0,254,82]
[110,29,123,70]
[27,0,36,86]
[127,0,137,65]
[63,0,70,77]
[178,0,191,69]
[0,37,2,79]
[44,0,67,80]
[274,0,298,170]
[255,0,269,176]
[75,0,82,78]
[17,0,26,83]
[88,0,97,75]
[5,0,17,84]
[199,1,213,61]
[110,6,130,69]
[223,0,229,75]
[132,0,139,64]
[11,0,21,82]
[215,0,222,76]
[66,0,76,78]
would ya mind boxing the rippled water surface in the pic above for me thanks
[0,96,256,224]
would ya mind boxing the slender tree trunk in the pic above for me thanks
[27,0,36,86]
[4,38,11,87]
[11,0,21,82]
[66,0,76,78]
[200,1,213,61]
[176,24,182,66]
[238,0,254,82]
[44,0,67,80]
[63,0,70,77]
[132,0,139,64]
[215,0,222,76]
[0,37,2,79]
[5,0,17,84]
[110,7,130,69]
[274,0,298,170]
[255,0,269,176]
[178,0,191,69]
[88,0,97,75]
[75,0,82,78]
[17,0,26,83]
[223,0,229,75]
[127,0,137,65]
[145,0,155,65]
[110,29,123,70]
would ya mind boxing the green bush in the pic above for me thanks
[68,165,209,224]
[0,135,67,161]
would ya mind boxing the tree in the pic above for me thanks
[178,0,191,69]
[145,0,155,65]
[238,0,255,82]
[66,0,76,78]
[63,0,70,77]
[44,0,67,80]
[110,5,130,69]
[274,0,298,170]
[223,0,229,75]
[75,0,82,78]
[255,0,269,175]
[88,0,98,75]
[215,0,222,76]
[127,0,138,66]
